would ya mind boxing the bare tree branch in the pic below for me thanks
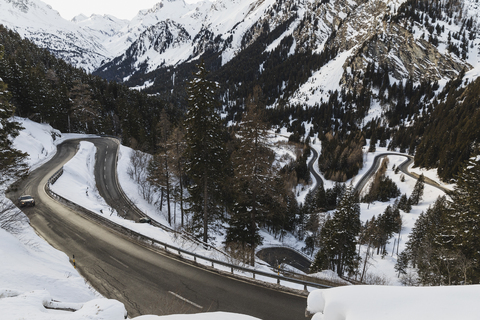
[0,198,26,234]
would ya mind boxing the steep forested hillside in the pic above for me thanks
[414,76,480,181]
[3,0,480,182]
[0,25,179,153]
[96,0,479,182]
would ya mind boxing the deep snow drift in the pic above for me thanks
[306,284,480,320]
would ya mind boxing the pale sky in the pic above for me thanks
[42,0,162,20]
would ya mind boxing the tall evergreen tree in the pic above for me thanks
[314,183,327,210]
[443,153,480,282]
[399,154,480,285]
[184,60,228,243]
[399,197,452,285]
[169,125,186,227]
[397,193,412,213]
[148,109,174,224]
[409,173,425,205]
[0,47,27,183]
[225,86,273,265]
[311,185,361,276]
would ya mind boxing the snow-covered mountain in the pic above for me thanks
[0,0,117,71]
[3,0,480,108]
[94,0,480,105]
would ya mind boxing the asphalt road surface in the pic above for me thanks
[308,147,322,194]
[354,152,451,195]
[7,138,307,320]
[257,247,312,274]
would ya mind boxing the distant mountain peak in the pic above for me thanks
[72,14,89,22]
[6,0,33,13]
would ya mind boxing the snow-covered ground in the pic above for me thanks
[1,118,260,320]
[306,284,480,320]
[305,138,453,285]
[2,118,479,319]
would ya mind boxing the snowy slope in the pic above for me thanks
[3,118,479,319]
[5,0,480,103]
[0,0,112,71]
[1,118,260,319]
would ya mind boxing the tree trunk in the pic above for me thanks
[166,162,171,225]
[180,174,184,227]
[360,244,371,282]
[250,199,256,266]
[203,174,208,243]
[397,229,401,256]
[160,187,164,209]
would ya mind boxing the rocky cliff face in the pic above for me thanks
[331,0,469,94]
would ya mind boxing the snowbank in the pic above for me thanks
[307,285,480,320]
[2,119,260,320]
[50,140,117,216]
[135,313,260,320]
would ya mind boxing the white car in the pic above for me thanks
[18,195,35,207]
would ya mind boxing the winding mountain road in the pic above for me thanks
[256,147,321,274]
[308,147,322,194]
[354,152,451,195]
[7,137,451,317]
[257,148,451,275]
[7,138,307,320]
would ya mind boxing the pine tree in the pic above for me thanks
[169,125,186,227]
[314,183,327,210]
[398,193,412,212]
[148,109,174,224]
[395,250,409,277]
[184,60,228,243]
[409,173,425,205]
[226,86,274,265]
[311,185,361,276]
[401,197,453,285]
[0,47,27,183]
[444,153,480,282]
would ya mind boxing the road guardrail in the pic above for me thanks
[45,165,332,292]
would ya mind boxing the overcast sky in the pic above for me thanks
[42,0,162,20]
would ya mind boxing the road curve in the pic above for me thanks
[354,152,451,195]
[7,138,307,320]
[308,147,323,194]
[256,147,320,274]
[87,137,142,221]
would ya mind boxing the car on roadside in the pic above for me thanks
[18,195,35,207]
[138,217,151,224]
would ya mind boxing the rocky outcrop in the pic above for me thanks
[335,0,469,93]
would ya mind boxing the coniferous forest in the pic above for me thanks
[1,11,480,285]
